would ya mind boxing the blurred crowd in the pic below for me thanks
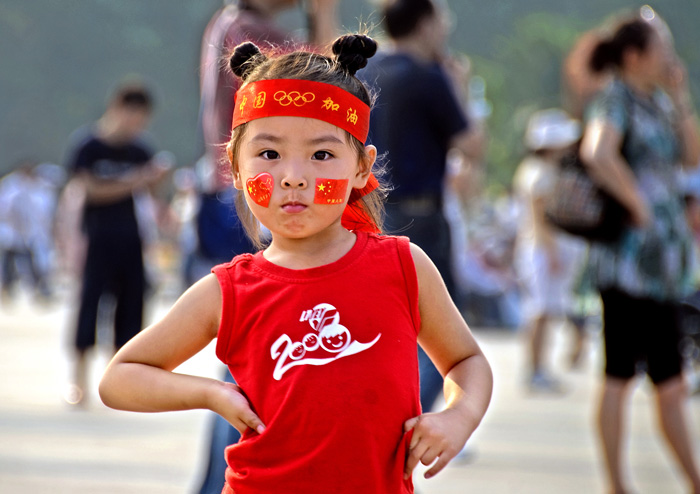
[3,1,700,493]
[2,0,700,409]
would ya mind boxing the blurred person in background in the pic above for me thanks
[361,0,484,419]
[191,0,340,284]
[62,81,170,407]
[199,0,338,184]
[579,7,700,493]
[680,180,700,396]
[512,109,589,393]
[454,227,520,329]
[167,166,200,292]
[0,159,62,305]
[194,2,339,492]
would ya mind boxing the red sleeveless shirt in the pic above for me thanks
[214,232,421,493]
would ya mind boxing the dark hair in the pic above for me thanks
[111,83,153,110]
[226,35,387,248]
[382,0,435,39]
[230,35,376,102]
[589,18,653,73]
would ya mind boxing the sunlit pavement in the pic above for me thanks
[1,289,699,494]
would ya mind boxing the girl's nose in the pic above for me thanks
[280,166,308,190]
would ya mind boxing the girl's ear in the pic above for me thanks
[353,144,376,188]
[233,168,243,190]
[228,143,244,190]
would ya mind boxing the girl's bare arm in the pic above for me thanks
[404,243,493,479]
[99,274,265,434]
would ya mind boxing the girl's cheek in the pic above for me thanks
[246,172,274,208]
[314,178,349,205]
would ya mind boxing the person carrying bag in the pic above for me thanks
[545,99,633,243]
[570,9,700,494]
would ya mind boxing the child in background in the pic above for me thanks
[99,34,492,493]
[513,109,589,392]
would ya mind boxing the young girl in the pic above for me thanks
[99,34,493,493]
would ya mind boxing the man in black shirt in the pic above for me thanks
[362,0,483,415]
[64,82,168,405]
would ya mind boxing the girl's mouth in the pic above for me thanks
[282,201,307,214]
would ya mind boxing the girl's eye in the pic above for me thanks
[260,150,279,160]
[312,151,333,161]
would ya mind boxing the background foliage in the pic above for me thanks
[1,1,698,186]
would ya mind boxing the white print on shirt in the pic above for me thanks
[270,303,381,381]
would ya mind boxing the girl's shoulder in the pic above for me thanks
[366,231,409,246]
[366,232,415,260]
[212,252,257,269]
[210,252,258,284]
[371,235,429,279]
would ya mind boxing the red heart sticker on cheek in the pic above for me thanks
[246,172,274,208]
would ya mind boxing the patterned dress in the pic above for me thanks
[586,78,693,301]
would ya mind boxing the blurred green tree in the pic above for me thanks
[470,12,587,186]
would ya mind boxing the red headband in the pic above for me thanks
[232,79,370,143]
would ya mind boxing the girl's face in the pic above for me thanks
[233,116,376,241]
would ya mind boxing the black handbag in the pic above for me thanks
[545,90,635,243]
[544,151,628,243]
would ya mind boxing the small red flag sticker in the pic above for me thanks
[314,178,348,205]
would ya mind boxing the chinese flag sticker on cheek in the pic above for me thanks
[246,172,274,208]
[314,178,348,205]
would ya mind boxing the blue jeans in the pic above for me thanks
[197,370,241,494]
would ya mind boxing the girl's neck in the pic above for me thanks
[263,228,357,270]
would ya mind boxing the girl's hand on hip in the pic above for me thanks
[210,381,266,435]
[403,408,471,480]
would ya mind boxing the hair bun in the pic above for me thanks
[332,34,378,76]
[229,42,267,80]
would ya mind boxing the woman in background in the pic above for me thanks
[580,8,700,493]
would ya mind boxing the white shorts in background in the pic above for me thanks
[516,235,587,321]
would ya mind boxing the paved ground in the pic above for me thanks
[1,290,699,493]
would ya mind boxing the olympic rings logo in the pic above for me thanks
[274,90,316,107]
